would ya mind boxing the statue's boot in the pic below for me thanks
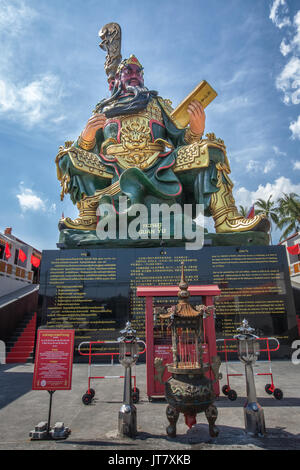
[210,166,270,234]
[59,194,98,231]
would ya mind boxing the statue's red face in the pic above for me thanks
[120,64,144,90]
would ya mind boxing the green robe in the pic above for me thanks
[58,95,226,216]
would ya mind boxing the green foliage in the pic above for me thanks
[276,193,300,241]
[252,193,300,242]
[239,205,249,217]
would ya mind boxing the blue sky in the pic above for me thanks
[0,0,300,250]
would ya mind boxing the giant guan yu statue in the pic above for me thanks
[55,22,270,247]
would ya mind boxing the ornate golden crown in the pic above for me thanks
[116,54,143,76]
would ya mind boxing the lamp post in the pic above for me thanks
[235,319,266,437]
[118,322,139,437]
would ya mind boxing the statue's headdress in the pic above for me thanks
[116,55,144,76]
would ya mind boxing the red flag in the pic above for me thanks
[247,205,255,219]
[31,254,41,268]
[19,249,27,263]
[287,244,300,255]
[5,243,11,260]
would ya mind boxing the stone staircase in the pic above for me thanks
[5,312,37,363]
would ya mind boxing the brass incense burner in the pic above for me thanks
[157,262,220,438]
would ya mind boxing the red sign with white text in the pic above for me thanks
[32,329,75,390]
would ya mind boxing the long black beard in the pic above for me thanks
[94,84,158,118]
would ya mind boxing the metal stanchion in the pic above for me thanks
[235,319,266,437]
[118,322,139,437]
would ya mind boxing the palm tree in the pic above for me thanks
[255,195,279,244]
[239,205,250,217]
[276,193,300,241]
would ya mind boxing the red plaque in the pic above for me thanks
[32,329,75,391]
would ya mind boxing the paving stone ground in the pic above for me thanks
[0,360,299,454]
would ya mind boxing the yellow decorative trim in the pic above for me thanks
[215,163,233,186]
[78,134,96,151]
[60,182,121,230]
[184,128,203,144]
[206,132,224,146]
[55,144,113,180]
[62,215,98,231]
[94,180,121,197]
[174,141,210,173]
[209,169,269,233]
[146,99,165,121]
[68,148,113,178]
[59,173,71,201]
[101,137,118,156]
[205,133,231,171]
[105,114,167,170]
[106,143,164,170]
[55,141,74,201]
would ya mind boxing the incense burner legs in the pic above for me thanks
[166,405,180,438]
[166,403,219,438]
[205,404,219,437]
[165,372,219,438]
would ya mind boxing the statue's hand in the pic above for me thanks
[81,113,107,141]
[187,100,205,136]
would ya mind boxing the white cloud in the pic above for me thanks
[211,95,252,114]
[275,10,300,58]
[292,10,300,53]
[269,0,291,29]
[289,115,300,139]
[270,3,300,146]
[0,1,37,72]
[293,161,300,170]
[231,144,267,164]
[235,176,300,208]
[246,158,276,175]
[16,186,57,214]
[246,160,259,173]
[49,203,57,214]
[272,145,287,156]
[16,188,46,212]
[0,0,37,35]
[0,74,65,127]
[275,56,300,104]
[263,159,276,174]
[280,38,292,56]
[0,1,66,129]
[219,69,248,88]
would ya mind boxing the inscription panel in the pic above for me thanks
[39,245,297,360]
